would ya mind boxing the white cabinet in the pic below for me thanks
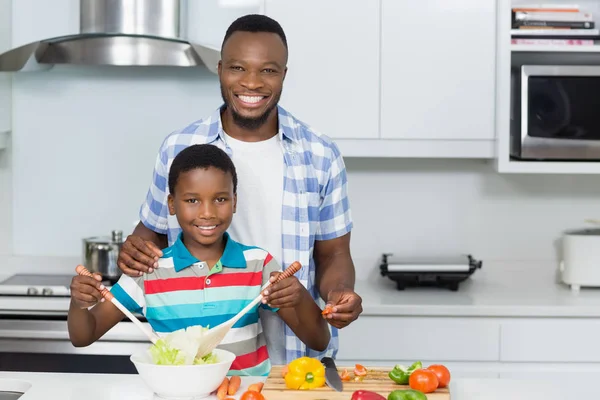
[0,0,11,138]
[337,316,500,362]
[264,0,380,139]
[336,315,600,379]
[380,0,496,141]
[11,0,79,48]
[499,319,600,362]
[184,0,262,50]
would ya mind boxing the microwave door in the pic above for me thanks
[517,65,600,160]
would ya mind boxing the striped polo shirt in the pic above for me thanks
[110,232,281,376]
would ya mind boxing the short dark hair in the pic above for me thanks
[221,14,287,52]
[168,144,237,195]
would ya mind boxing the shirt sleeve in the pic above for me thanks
[261,253,281,313]
[315,141,354,241]
[138,139,170,234]
[110,274,146,315]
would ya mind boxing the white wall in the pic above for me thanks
[3,67,600,280]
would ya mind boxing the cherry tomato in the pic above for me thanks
[427,364,451,388]
[240,390,265,400]
[409,368,439,393]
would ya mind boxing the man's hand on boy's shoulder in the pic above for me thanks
[117,235,163,276]
[261,271,307,309]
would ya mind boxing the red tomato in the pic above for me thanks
[240,390,265,400]
[409,368,439,393]
[427,364,451,388]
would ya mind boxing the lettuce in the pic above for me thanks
[148,325,219,366]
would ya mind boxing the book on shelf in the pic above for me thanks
[510,4,597,38]
[511,38,595,45]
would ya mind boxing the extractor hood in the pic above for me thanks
[0,0,221,73]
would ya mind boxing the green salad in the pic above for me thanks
[148,325,219,366]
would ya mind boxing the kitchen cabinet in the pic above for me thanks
[11,0,78,49]
[380,0,496,141]
[0,0,10,139]
[184,0,262,51]
[336,315,600,379]
[264,0,380,139]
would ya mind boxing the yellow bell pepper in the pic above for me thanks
[284,357,326,390]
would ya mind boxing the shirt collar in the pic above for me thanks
[167,232,247,272]
[212,104,300,144]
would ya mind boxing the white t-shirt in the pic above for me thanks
[222,131,286,364]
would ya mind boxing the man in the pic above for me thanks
[117,14,362,363]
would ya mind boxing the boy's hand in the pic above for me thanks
[261,271,305,309]
[70,273,105,309]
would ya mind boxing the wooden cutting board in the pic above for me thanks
[261,365,450,399]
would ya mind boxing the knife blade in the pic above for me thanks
[321,356,343,392]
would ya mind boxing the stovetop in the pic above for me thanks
[0,274,114,298]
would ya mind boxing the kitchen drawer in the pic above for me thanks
[337,316,500,362]
[500,319,600,362]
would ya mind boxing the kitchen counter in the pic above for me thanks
[3,261,600,318]
[0,371,593,400]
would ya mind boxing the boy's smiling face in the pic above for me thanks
[167,166,236,249]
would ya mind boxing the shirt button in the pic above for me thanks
[206,278,211,286]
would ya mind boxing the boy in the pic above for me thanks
[67,144,330,376]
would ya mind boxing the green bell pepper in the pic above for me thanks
[388,389,428,400]
[388,361,423,385]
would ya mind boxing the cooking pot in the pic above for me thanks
[82,230,124,283]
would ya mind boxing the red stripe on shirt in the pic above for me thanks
[263,253,273,266]
[144,271,263,294]
[230,345,269,371]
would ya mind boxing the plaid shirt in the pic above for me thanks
[139,105,353,362]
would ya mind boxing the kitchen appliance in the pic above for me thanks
[0,274,149,374]
[510,65,600,161]
[560,227,600,292]
[83,230,124,283]
[262,365,450,399]
[379,253,482,291]
[0,0,220,72]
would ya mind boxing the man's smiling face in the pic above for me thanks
[218,31,288,130]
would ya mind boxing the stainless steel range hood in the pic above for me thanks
[0,0,220,73]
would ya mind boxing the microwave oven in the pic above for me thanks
[510,65,600,161]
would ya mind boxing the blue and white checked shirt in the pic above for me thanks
[139,105,353,363]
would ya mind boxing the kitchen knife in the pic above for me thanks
[321,356,343,392]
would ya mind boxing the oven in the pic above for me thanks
[0,273,149,374]
[510,65,600,161]
[0,312,149,374]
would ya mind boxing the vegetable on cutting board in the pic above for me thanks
[409,369,439,393]
[351,390,387,400]
[427,364,451,388]
[388,389,428,400]
[388,361,422,385]
[283,356,326,390]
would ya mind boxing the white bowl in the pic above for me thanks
[130,348,236,400]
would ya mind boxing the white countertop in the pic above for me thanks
[358,261,600,317]
[0,371,593,400]
[4,261,600,318]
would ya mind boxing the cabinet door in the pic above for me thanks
[12,0,79,48]
[264,0,380,139]
[0,0,11,135]
[380,0,496,140]
[185,0,262,50]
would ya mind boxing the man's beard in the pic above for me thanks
[221,87,280,130]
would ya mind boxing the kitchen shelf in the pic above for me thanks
[511,44,600,53]
[497,159,600,174]
[0,131,8,150]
